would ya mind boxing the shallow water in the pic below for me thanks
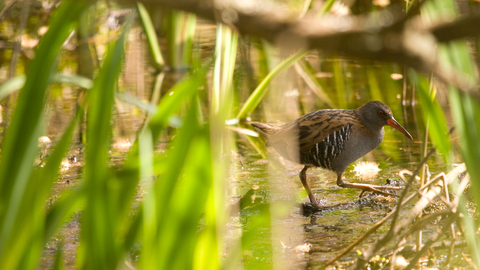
[35,81,464,269]
[35,119,467,269]
[227,134,463,269]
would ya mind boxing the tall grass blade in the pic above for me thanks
[140,97,210,269]
[295,61,335,108]
[254,40,270,83]
[0,74,94,99]
[148,67,207,139]
[0,74,158,114]
[182,13,196,66]
[160,126,213,269]
[77,15,132,269]
[0,75,25,100]
[197,23,238,270]
[366,67,384,102]
[137,2,164,69]
[18,108,82,270]
[0,1,90,269]
[44,183,85,242]
[236,50,306,119]
[320,0,337,14]
[410,71,451,158]
[113,67,208,260]
[449,90,480,265]
[166,10,196,69]
[422,0,480,266]
[332,59,347,109]
[52,241,65,270]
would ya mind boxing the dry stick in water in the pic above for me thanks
[390,148,436,233]
[326,148,436,267]
[386,209,454,263]
[403,212,460,270]
[326,163,466,267]
[403,209,452,236]
[356,163,467,269]
[328,127,457,267]
[325,170,448,266]
[437,171,458,265]
[390,209,454,270]
[445,173,471,267]
[325,161,450,266]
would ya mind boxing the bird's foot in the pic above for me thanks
[301,199,326,215]
[309,199,326,210]
[339,181,402,197]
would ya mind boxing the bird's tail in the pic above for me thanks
[250,122,282,138]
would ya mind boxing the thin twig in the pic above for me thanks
[0,0,19,20]
[8,0,31,79]
[390,125,455,233]
[403,212,460,270]
[390,147,436,232]
[325,167,454,267]
[356,163,466,269]
[404,210,451,237]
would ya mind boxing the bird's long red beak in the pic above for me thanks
[387,118,413,140]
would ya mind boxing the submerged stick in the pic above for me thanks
[403,212,460,270]
[326,148,437,267]
[356,164,466,269]
[325,166,453,267]
[327,162,466,267]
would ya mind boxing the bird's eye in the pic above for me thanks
[378,110,384,116]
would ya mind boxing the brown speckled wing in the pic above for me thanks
[296,109,360,152]
[251,109,362,167]
[295,109,362,169]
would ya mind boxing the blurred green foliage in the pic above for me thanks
[0,0,479,269]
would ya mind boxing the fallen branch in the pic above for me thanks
[118,0,480,95]
[357,163,467,269]
[325,163,456,267]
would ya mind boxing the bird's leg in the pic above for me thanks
[336,174,403,197]
[299,166,324,209]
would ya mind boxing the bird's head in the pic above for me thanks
[359,101,413,140]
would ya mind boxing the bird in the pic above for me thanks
[251,100,413,209]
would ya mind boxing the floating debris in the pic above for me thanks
[113,138,132,152]
[353,161,381,180]
[38,136,52,147]
[61,160,71,172]
[294,242,311,255]
[391,73,403,80]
